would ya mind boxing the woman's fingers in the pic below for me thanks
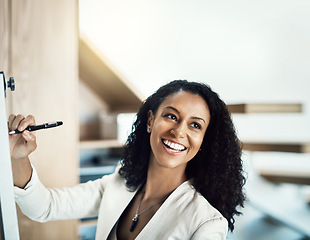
[8,114,16,130]
[22,130,37,152]
[8,114,20,131]
[9,114,25,131]
[8,114,36,132]
[8,114,37,160]
[18,115,36,132]
[9,130,37,160]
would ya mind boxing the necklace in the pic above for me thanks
[129,191,164,232]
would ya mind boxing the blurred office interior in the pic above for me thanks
[79,2,310,239]
[1,0,309,239]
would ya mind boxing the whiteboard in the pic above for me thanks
[0,72,20,240]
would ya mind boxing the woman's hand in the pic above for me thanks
[8,114,37,160]
[8,114,36,188]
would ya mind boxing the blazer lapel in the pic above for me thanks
[95,177,138,240]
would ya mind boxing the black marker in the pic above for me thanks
[9,121,63,135]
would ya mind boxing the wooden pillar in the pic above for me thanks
[3,0,79,239]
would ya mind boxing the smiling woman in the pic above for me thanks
[119,80,246,238]
[147,91,210,171]
[10,80,245,240]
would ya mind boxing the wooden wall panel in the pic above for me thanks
[9,1,79,239]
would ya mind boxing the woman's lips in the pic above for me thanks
[162,139,187,153]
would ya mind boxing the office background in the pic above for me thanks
[1,0,309,239]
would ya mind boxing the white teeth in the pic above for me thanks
[163,139,186,151]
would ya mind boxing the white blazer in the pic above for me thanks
[15,167,228,240]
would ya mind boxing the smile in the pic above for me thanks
[162,139,187,152]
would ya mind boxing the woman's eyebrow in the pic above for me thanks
[164,106,180,114]
[163,106,206,123]
[192,116,206,123]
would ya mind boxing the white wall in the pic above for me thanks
[79,0,310,142]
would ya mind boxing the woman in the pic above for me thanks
[9,80,246,239]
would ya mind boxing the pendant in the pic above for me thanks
[130,215,138,232]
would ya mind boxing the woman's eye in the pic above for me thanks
[165,114,177,121]
[191,122,201,129]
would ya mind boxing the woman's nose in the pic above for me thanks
[170,122,187,138]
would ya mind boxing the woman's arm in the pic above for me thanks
[8,114,36,188]
[15,167,107,222]
[9,114,107,222]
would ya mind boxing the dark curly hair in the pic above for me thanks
[119,80,246,232]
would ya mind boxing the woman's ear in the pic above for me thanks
[147,110,154,133]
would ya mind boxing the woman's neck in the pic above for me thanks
[143,161,188,201]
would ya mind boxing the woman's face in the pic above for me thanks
[147,91,210,171]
